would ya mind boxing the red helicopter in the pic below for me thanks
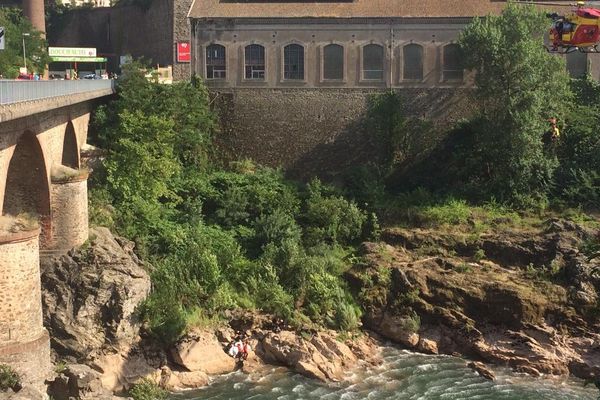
[544,1,600,53]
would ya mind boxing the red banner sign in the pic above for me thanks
[177,42,191,63]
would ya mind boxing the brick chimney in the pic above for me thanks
[22,0,45,34]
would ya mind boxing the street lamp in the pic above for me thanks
[22,33,30,73]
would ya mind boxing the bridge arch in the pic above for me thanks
[61,121,79,169]
[2,131,51,243]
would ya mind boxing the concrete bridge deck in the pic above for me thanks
[0,80,115,122]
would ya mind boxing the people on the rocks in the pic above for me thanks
[228,340,240,358]
[241,338,252,361]
[228,336,252,361]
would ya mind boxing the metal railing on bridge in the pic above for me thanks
[0,80,115,105]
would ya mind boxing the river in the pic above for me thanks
[172,347,597,400]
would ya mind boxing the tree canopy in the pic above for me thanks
[0,8,49,77]
[457,3,571,205]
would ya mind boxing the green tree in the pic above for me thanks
[458,3,571,206]
[0,8,49,77]
[366,91,434,171]
[554,76,600,207]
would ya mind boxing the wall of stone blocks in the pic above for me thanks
[0,330,50,392]
[0,231,45,347]
[214,87,473,178]
[50,178,89,251]
[173,0,194,80]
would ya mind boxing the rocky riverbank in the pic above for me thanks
[30,219,599,398]
[347,218,600,382]
[36,228,381,399]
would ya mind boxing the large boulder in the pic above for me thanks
[258,330,362,382]
[170,330,236,374]
[47,364,115,400]
[377,313,420,348]
[40,227,151,359]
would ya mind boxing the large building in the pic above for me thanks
[187,0,598,176]
[188,0,597,89]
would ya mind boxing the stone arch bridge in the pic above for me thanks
[0,80,114,394]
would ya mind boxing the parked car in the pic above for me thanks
[83,73,102,80]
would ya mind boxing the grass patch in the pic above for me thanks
[184,307,225,331]
[523,262,562,282]
[51,165,89,183]
[54,361,67,374]
[381,190,523,231]
[454,263,474,273]
[0,213,38,235]
[0,365,21,392]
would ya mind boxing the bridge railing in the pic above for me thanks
[0,80,115,105]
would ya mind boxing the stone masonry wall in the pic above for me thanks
[173,0,194,80]
[50,177,89,252]
[0,230,45,346]
[215,88,473,178]
[0,229,52,392]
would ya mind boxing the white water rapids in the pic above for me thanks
[173,347,598,400]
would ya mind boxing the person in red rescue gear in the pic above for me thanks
[240,339,252,360]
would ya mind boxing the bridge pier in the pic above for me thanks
[0,229,51,394]
[48,174,89,253]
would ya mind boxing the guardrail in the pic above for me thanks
[0,80,115,105]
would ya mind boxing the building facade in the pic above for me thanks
[187,1,600,177]
[189,0,600,88]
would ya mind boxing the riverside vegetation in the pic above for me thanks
[87,4,599,398]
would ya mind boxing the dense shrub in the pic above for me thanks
[129,379,167,400]
[90,66,372,342]
[302,180,367,246]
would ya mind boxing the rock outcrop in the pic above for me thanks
[259,330,357,381]
[39,227,383,397]
[41,227,159,396]
[350,219,600,381]
[41,227,151,359]
[167,312,381,384]
[170,330,236,374]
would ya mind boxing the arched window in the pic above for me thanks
[403,44,423,81]
[443,44,463,81]
[363,44,384,80]
[284,44,304,80]
[245,44,265,80]
[566,51,587,78]
[206,44,226,79]
[323,44,344,80]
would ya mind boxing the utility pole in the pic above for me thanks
[22,32,30,72]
